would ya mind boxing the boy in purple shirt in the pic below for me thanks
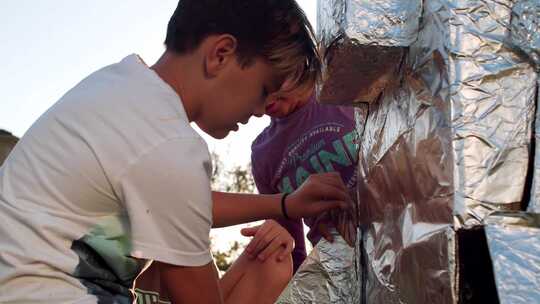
[251,92,358,272]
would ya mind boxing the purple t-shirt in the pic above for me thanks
[251,97,358,272]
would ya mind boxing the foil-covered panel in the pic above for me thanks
[317,42,405,105]
[302,0,539,303]
[529,79,540,213]
[510,0,540,69]
[523,0,540,212]
[275,231,360,304]
[317,0,346,50]
[353,0,456,301]
[357,77,455,303]
[318,0,422,48]
[484,212,540,304]
[447,0,537,226]
[317,0,422,105]
[363,222,455,303]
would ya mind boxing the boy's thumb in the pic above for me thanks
[241,226,258,236]
[320,200,347,212]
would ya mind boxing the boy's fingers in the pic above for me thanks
[247,223,274,254]
[316,200,349,214]
[241,226,259,237]
[278,240,294,261]
[318,222,334,243]
[319,183,350,204]
[318,172,348,191]
[257,230,279,253]
[246,234,262,254]
[252,230,279,256]
[317,172,343,188]
[245,222,273,253]
[257,238,282,262]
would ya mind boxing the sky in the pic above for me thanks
[0,0,317,251]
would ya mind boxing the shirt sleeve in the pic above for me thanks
[118,137,213,267]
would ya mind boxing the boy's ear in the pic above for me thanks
[203,34,238,78]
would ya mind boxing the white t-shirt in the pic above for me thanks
[0,55,213,303]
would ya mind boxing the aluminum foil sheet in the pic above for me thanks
[286,0,539,303]
[449,0,538,226]
[317,0,422,48]
[484,212,540,304]
[316,0,420,105]
[529,80,540,213]
[509,0,540,69]
[350,0,458,301]
[516,0,540,213]
[275,230,360,304]
[357,75,455,304]
[317,42,405,105]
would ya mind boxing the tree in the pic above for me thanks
[210,151,255,193]
[213,240,242,272]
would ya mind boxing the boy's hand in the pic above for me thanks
[241,220,295,262]
[314,217,335,243]
[286,172,353,219]
[309,210,357,247]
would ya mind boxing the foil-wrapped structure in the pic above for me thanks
[278,0,539,303]
[484,212,540,304]
[275,231,361,304]
[530,86,540,213]
[519,0,540,213]
[317,0,421,105]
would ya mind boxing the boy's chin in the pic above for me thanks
[212,131,229,139]
[195,122,230,139]
[208,128,231,139]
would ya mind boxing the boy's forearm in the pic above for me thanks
[212,191,282,228]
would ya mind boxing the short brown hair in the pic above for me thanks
[165,0,321,95]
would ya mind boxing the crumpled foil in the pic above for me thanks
[316,0,420,105]
[357,75,455,304]
[449,0,537,227]
[318,0,422,48]
[280,0,539,303]
[353,0,457,301]
[275,230,360,304]
[528,79,540,213]
[484,212,540,304]
[517,0,540,213]
[509,0,540,69]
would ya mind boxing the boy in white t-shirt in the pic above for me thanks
[0,1,352,304]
